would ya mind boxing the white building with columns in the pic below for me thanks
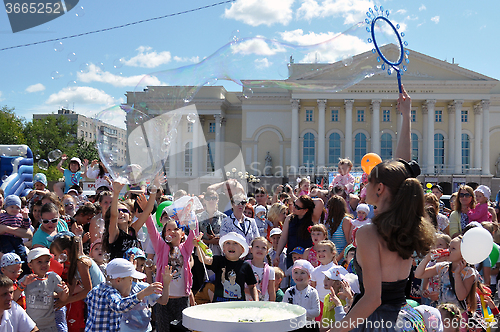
[125,46,500,195]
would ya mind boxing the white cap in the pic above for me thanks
[106,258,147,279]
[342,273,360,294]
[269,228,282,237]
[415,305,443,332]
[475,185,491,200]
[254,205,266,215]
[356,203,370,214]
[70,157,82,167]
[322,265,348,281]
[28,247,51,263]
[219,232,249,258]
[292,259,314,276]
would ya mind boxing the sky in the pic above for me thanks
[0,0,497,123]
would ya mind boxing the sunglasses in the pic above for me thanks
[294,202,306,210]
[64,202,74,207]
[118,208,130,214]
[459,193,472,198]
[233,200,247,206]
[205,196,217,201]
[42,218,59,224]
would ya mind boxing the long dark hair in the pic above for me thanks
[98,162,106,178]
[325,195,349,236]
[369,160,434,259]
[295,195,315,240]
[50,235,80,282]
[102,200,133,254]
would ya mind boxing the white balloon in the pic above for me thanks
[461,227,493,265]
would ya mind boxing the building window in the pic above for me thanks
[328,133,341,166]
[331,109,339,122]
[434,133,445,171]
[461,110,468,123]
[184,142,192,176]
[357,109,365,122]
[354,133,367,166]
[303,133,315,167]
[411,133,419,162]
[207,142,215,172]
[435,109,442,122]
[380,133,393,160]
[81,130,84,137]
[85,132,88,138]
[462,133,470,170]
[305,109,313,122]
[209,122,215,133]
[187,123,193,133]
[383,110,391,122]
[411,109,416,122]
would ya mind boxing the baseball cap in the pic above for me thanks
[475,185,491,200]
[106,258,146,280]
[67,189,79,196]
[0,253,24,267]
[322,265,348,281]
[28,247,52,263]
[254,205,266,215]
[292,259,314,275]
[269,228,282,237]
[4,195,21,209]
[219,232,249,258]
[124,247,146,261]
[70,157,82,167]
[290,246,305,255]
[33,173,48,187]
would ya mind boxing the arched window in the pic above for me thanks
[328,133,341,166]
[207,141,215,172]
[380,133,393,161]
[184,142,192,176]
[354,133,367,166]
[434,133,444,171]
[411,133,419,162]
[303,133,315,167]
[462,133,470,170]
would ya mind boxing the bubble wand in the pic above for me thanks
[365,5,410,93]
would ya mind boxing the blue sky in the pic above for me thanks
[0,0,496,122]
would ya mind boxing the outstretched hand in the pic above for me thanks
[397,84,411,117]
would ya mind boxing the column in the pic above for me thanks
[447,105,455,172]
[453,100,464,174]
[192,115,199,177]
[291,99,300,171]
[169,129,177,178]
[425,100,436,174]
[473,104,482,169]
[421,106,428,170]
[317,99,326,168]
[176,117,183,177]
[214,114,221,172]
[344,99,354,160]
[370,100,381,155]
[220,117,226,171]
[482,100,491,175]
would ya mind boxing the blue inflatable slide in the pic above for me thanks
[0,145,34,197]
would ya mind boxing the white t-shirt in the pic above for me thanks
[311,261,335,303]
[250,262,275,301]
[0,301,36,332]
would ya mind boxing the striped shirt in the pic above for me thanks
[0,212,30,230]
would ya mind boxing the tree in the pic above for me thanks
[0,106,26,145]
[75,138,99,162]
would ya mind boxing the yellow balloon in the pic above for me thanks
[361,153,382,175]
[426,183,432,189]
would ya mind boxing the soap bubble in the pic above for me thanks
[79,62,90,73]
[1,175,8,181]
[48,149,62,162]
[67,80,78,91]
[51,71,61,80]
[75,5,85,17]
[35,154,40,160]
[38,159,49,170]
[187,113,197,123]
[145,259,154,268]
[57,253,68,263]
[113,58,124,69]
[67,52,77,62]
[53,41,63,52]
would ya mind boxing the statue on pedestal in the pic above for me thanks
[264,152,272,176]
[495,154,500,177]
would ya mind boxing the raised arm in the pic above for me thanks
[395,85,412,161]
[108,181,125,244]
[131,175,162,233]
[57,154,67,174]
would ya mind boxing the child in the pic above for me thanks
[310,240,337,321]
[469,185,492,222]
[285,247,305,288]
[247,236,275,301]
[0,252,25,309]
[350,204,371,244]
[195,232,258,302]
[17,247,70,332]
[437,303,462,332]
[26,173,49,208]
[303,224,328,268]
[283,259,320,325]
[89,239,106,277]
[297,178,311,197]
[274,267,285,302]
[415,236,477,314]
[321,267,353,329]
[253,205,273,238]
[0,195,31,263]
[85,258,163,332]
[57,155,84,194]
[329,159,355,195]
[32,202,69,249]
[124,247,147,274]
[341,244,356,272]
[268,228,287,288]
[421,233,451,307]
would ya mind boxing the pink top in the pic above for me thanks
[307,248,320,268]
[467,202,492,223]
[330,173,355,194]
[145,215,195,295]
[298,190,310,197]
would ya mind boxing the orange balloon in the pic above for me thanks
[361,153,382,174]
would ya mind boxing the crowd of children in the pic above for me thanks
[1,154,500,332]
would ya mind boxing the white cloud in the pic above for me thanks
[419,5,426,11]
[224,0,294,26]
[77,64,162,87]
[0,91,3,102]
[280,29,370,63]
[296,0,373,25]
[395,9,407,15]
[231,37,287,55]
[254,58,273,69]
[45,86,117,106]
[25,83,45,93]
[173,56,200,63]
[122,46,172,68]
[431,16,440,23]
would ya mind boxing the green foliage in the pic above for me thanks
[75,138,99,162]
[0,106,26,144]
